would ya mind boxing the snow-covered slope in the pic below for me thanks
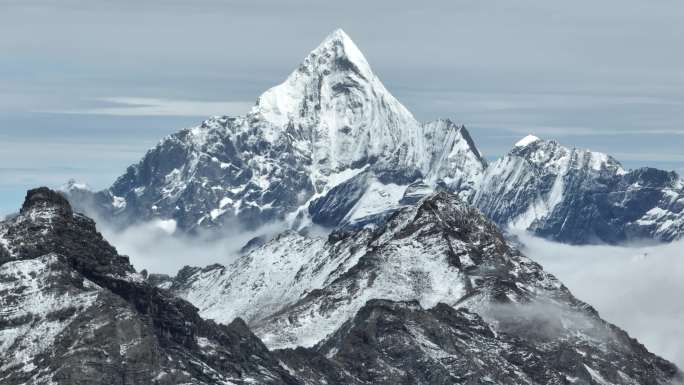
[474,136,684,243]
[163,191,681,384]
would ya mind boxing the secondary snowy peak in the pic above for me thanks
[169,192,575,349]
[475,138,627,235]
[419,119,487,192]
[515,134,540,147]
[475,137,684,243]
[510,137,626,174]
[303,120,489,229]
[165,192,506,346]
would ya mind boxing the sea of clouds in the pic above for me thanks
[98,218,287,276]
[517,232,684,370]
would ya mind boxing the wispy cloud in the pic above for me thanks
[48,97,253,117]
[471,123,684,137]
[94,216,288,275]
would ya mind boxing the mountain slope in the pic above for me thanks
[163,192,681,384]
[475,135,684,243]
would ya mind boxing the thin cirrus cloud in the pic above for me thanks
[48,97,254,117]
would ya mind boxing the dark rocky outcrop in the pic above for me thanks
[0,188,298,385]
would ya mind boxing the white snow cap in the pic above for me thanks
[310,28,373,78]
[515,134,541,147]
[251,28,378,128]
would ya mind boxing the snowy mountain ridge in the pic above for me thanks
[475,135,684,243]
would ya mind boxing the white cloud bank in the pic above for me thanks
[97,218,287,276]
[517,232,684,370]
[50,97,253,117]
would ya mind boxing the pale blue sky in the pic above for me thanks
[2,0,683,214]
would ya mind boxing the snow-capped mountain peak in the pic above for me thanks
[309,28,373,79]
[253,28,378,127]
[68,29,489,232]
[251,28,421,174]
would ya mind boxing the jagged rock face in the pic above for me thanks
[104,116,315,231]
[0,188,299,385]
[163,192,681,384]
[474,136,684,243]
[281,299,679,385]
[64,30,486,233]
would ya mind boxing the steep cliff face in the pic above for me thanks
[0,188,298,385]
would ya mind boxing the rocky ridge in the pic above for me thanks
[164,192,682,384]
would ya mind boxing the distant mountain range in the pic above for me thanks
[63,29,683,245]
[62,30,684,245]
